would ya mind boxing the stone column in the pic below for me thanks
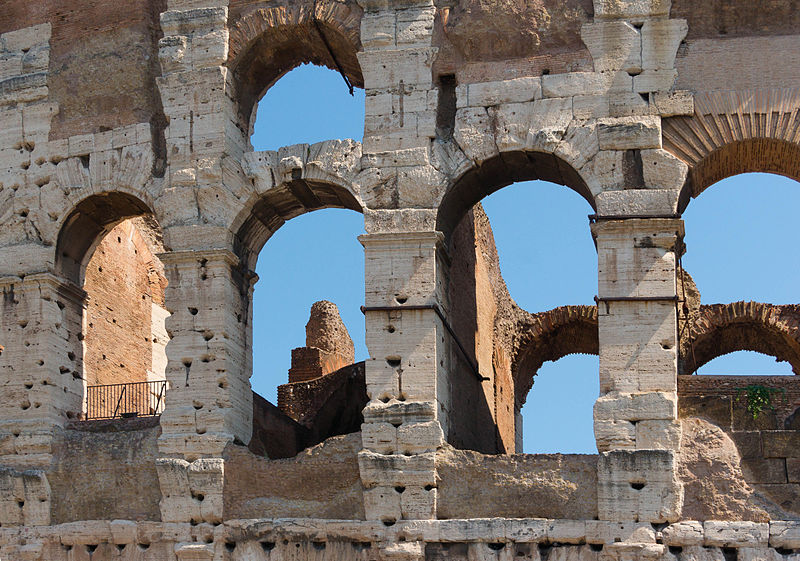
[0,274,85,469]
[157,250,253,459]
[592,218,684,522]
[155,249,253,524]
[359,230,447,523]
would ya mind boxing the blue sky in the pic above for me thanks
[250,64,795,454]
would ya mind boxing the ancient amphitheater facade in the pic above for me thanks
[1,0,800,558]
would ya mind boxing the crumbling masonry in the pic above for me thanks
[2,0,800,558]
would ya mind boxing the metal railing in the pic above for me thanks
[85,380,168,420]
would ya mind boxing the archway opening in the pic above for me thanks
[681,172,800,377]
[239,64,367,458]
[55,193,168,420]
[441,170,598,455]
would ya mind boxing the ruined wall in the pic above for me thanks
[49,419,161,523]
[0,0,166,143]
[5,0,800,559]
[224,433,365,520]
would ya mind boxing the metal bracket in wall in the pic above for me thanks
[360,304,490,383]
[588,213,681,223]
[594,295,680,303]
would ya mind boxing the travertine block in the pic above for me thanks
[582,21,642,73]
[703,522,769,547]
[769,521,800,548]
[662,521,704,546]
[598,450,683,522]
[641,20,688,70]
[636,420,681,450]
[597,116,662,150]
[594,0,671,20]
[595,391,677,424]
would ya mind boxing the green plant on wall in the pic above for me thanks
[736,384,786,420]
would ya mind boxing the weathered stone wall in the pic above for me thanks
[4,0,800,558]
[224,433,365,520]
[49,419,161,523]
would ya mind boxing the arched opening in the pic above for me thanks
[55,192,168,420]
[227,6,363,139]
[438,154,598,455]
[680,172,800,377]
[234,63,367,458]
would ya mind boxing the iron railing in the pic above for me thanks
[85,380,168,420]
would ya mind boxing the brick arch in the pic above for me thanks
[436,151,596,241]
[662,89,800,210]
[227,2,363,134]
[680,302,800,375]
[511,305,599,409]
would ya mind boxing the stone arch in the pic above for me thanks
[55,191,165,286]
[662,89,800,210]
[511,305,599,410]
[53,191,169,417]
[436,151,596,240]
[233,142,364,270]
[680,302,800,375]
[227,2,363,135]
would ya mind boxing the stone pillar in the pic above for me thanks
[359,231,447,523]
[157,250,252,459]
[592,218,684,522]
[0,274,85,469]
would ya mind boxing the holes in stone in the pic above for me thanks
[86,544,98,553]
[97,266,102,273]
[59,366,70,374]
[63,545,73,552]
[19,209,28,218]
[182,359,192,367]
[382,518,396,526]
[137,543,150,551]
[17,501,24,508]
[352,542,371,550]
[538,542,553,561]
[203,331,214,341]
[590,544,604,552]
[542,69,550,75]
[20,401,30,410]
[387,325,396,333]
[67,352,75,361]
[640,93,650,103]
[661,342,673,350]
[18,320,27,329]
[225,542,236,552]
[201,355,213,363]
[669,546,683,555]
[633,22,644,29]
[722,548,738,561]
[24,383,32,389]
[397,395,406,402]
[189,307,198,315]
[424,484,435,491]
[391,421,402,428]
[630,482,645,490]
[395,296,408,304]
[196,428,207,435]
[386,357,401,368]
[380,396,390,403]
[394,486,406,494]
[261,541,276,552]
[79,155,90,169]
[193,402,203,410]
[116,544,126,552]
[488,543,505,551]
[312,542,326,550]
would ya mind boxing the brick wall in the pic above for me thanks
[83,220,167,391]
